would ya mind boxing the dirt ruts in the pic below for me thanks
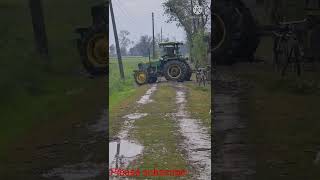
[174,83,211,180]
[213,67,255,180]
[109,84,157,171]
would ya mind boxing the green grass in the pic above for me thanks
[237,63,320,179]
[109,56,147,108]
[185,78,211,133]
[0,0,105,153]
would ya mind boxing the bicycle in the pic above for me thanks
[196,68,207,86]
[272,19,308,76]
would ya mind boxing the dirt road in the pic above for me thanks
[0,78,108,180]
[212,67,255,180]
[109,80,211,179]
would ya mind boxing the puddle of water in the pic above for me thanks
[122,113,148,120]
[175,87,211,180]
[109,139,143,169]
[42,163,106,180]
[137,84,157,104]
[176,91,186,104]
[43,111,108,180]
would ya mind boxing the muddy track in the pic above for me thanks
[173,83,211,180]
[109,84,158,171]
[213,67,255,180]
[0,77,108,180]
[109,82,211,179]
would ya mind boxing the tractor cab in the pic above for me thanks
[159,42,183,58]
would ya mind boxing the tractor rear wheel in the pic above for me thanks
[81,25,107,75]
[184,62,192,81]
[163,60,187,82]
[134,70,148,85]
[213,0,259,65]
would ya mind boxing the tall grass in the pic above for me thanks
[109,56,146,108]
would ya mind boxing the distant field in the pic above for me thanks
[109,56,148,108]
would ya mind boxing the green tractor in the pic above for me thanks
[133,42,192,85]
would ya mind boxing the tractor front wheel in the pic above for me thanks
[134,70,148,85]
[81,25,107,75]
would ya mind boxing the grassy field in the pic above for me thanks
[237,63,320,179]
[109,56,147,108]
[185,80,211,133]
[0,0,105,155]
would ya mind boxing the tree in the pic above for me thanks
[131,35,153,57]
[162,0,210,40]
[119,30,133,56]
[191,30,208,67]
[109,44,116,57]
[163,0,210,63]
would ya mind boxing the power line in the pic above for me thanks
[113,1,135,25]
[109,4,141,43]
[114,0,140,25]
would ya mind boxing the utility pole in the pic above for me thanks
[110,0,125,80]
[28,0,49,58]
[161,27,162,42]
[190,0,196,63]
[152,12,155,60]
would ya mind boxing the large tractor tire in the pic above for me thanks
[79,25,107,75]
[213,0,259,65]
[163,60,187,82]
[184,62,192,81]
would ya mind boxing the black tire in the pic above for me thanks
[163,60,187,82]
[148,76,157,83]
[213,0,259,65]
[184,62,192,81]
[80,25,107,75]
[233,1,260,60]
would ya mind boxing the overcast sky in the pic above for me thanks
[109,0,186,47]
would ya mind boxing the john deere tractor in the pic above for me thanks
[133,42,192,85]
[75,3,108,75]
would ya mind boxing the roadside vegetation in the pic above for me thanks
[238,63,320,179]
[109,56,145,108]
[185,78,211,133]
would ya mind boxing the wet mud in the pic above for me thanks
[109,84,158,170]
[213,68,255,180]
[137,84,157,104]
[42,163,106,180]
[174,84,211,180]
[123,113,148,120]
[43,110,108,179]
